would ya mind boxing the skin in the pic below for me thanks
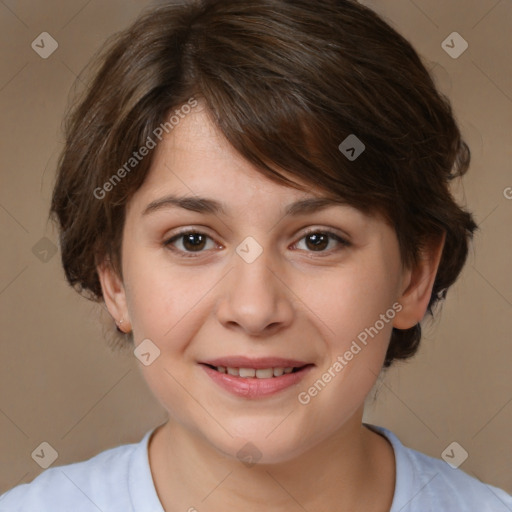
[98,103,444,512]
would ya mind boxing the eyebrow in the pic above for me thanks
[141,194,348,217]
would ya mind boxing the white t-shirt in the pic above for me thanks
[1,423,511,511]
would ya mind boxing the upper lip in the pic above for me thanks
[200,356,312,369]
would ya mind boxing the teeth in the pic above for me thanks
[239,368,256,378]
[214,366,300,378]
[256,368,273,378]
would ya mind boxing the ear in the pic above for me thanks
[97,260,132,333]
[393,232,446,330]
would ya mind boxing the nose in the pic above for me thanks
[214,245,294,337]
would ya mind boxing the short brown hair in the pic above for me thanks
[50,0,477,367]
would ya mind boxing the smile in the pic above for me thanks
[200,363,314,398]
[207,365,301,378]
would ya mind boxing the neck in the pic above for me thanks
[148,409,395,512]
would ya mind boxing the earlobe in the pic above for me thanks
[97,261,132,333]
[392,233,446,330]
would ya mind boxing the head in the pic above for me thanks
[50,0,477,462]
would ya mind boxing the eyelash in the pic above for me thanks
[163,228,351,259]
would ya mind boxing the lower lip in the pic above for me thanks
[200,364,314,399]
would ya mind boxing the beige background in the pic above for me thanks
[1,0,511,497]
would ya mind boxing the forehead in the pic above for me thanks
[129,105,337,215]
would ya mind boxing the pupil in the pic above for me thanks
[306,233,328,251]
[184,233,206,251]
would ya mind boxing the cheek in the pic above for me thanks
[122,246,219,345]
[293,265,398,424]
[303,258,400,350]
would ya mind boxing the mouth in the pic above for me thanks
[201,363,309,378]
[199,357,315,398]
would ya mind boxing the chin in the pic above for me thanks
[207,425,308,466]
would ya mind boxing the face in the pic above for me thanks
[101,104,425,464]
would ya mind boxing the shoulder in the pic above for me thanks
[0,429,159,512]
[366,423,512,512]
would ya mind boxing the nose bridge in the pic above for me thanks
[215,236,294,335]
[235,237,276,292]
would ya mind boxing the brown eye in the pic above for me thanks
[181,233,207,251]
[164,231,216,257]
[294,230,350,254]
[304,233,330,251]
